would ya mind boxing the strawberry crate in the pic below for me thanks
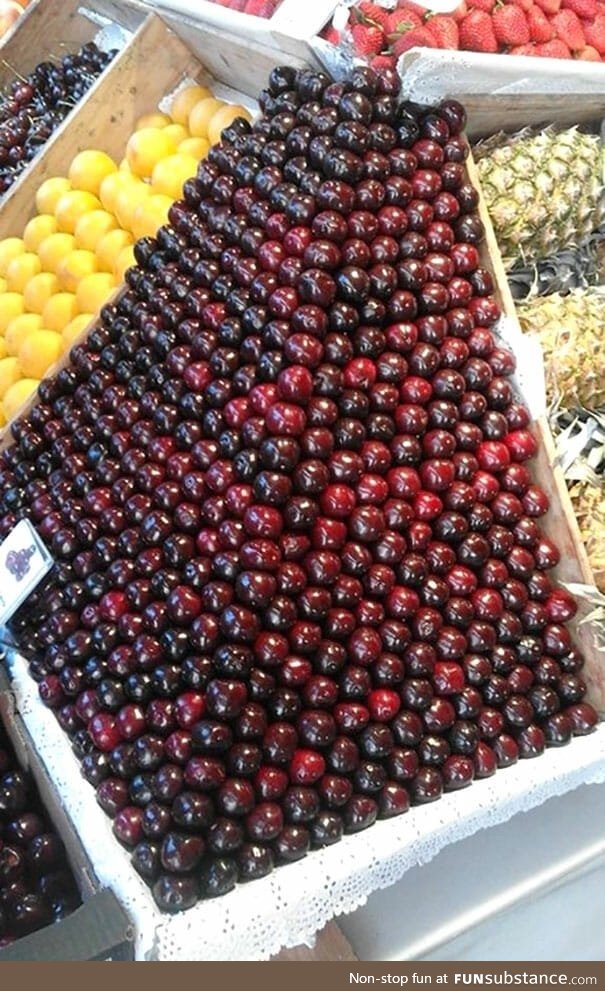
[393,52,605,136]
[0,663,133,960]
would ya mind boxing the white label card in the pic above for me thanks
[0,519,53,627]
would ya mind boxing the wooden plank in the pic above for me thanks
[467,150,605,711]
[272,922,358,962]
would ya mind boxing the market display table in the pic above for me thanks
[5,650,605,961]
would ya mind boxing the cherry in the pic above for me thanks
[474,741,497,778]
[153,875,198,913]
[88,713,122,752]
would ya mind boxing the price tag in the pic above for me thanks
[0,519,53,627]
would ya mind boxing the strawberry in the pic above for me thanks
[459,8,499,48]
[562,0,597,16]
[516,0,535,11]
[509,40,538,49]
[492,4,531,45]
[552,8,586,47]
[575,41,602,55]
[468,0,496,11]
[396,0,430,15]
[370,53,398,69]
[244,0,273,13]
[351,22,385,54]
[386,8,422,36]
[534,0,561,13]
[322,25,342,44]
[453,1,469,21]
[535,36,572,51]
[426,13,460,47]
[392,24,438,54]
[583,11,605,51]
[527,5,554,39]
[355,1,391,28]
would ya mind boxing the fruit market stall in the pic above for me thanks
[0,0,603,962]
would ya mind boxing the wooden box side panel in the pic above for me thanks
[466,152,605,710]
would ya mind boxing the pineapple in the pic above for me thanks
[569,482,605,594]
[508,224,605,301]
[517,289,605,410]
[474,126,605,271]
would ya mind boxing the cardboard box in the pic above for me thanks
[0,664,134,960]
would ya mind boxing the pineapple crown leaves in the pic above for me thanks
[562,582,605,651]
[564,581,605,607]
[551,401,605,482]
[508,225,605,300]
[518,288,605,412]
[553,412,602,479]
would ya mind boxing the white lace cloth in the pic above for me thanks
[6,650,605,961]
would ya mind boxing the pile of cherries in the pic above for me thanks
[0,43,116,195]
[0,64,598,914]
[0,722,80,945]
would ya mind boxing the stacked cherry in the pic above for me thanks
[0,723,80,945]
[0,64,598,914]
[6,545,35,582]
[0,43,116,195]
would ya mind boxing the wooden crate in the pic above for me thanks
[0,0,145,82]
[0,0,148,226]
[467,150,605,712]
[0,21,601,714]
